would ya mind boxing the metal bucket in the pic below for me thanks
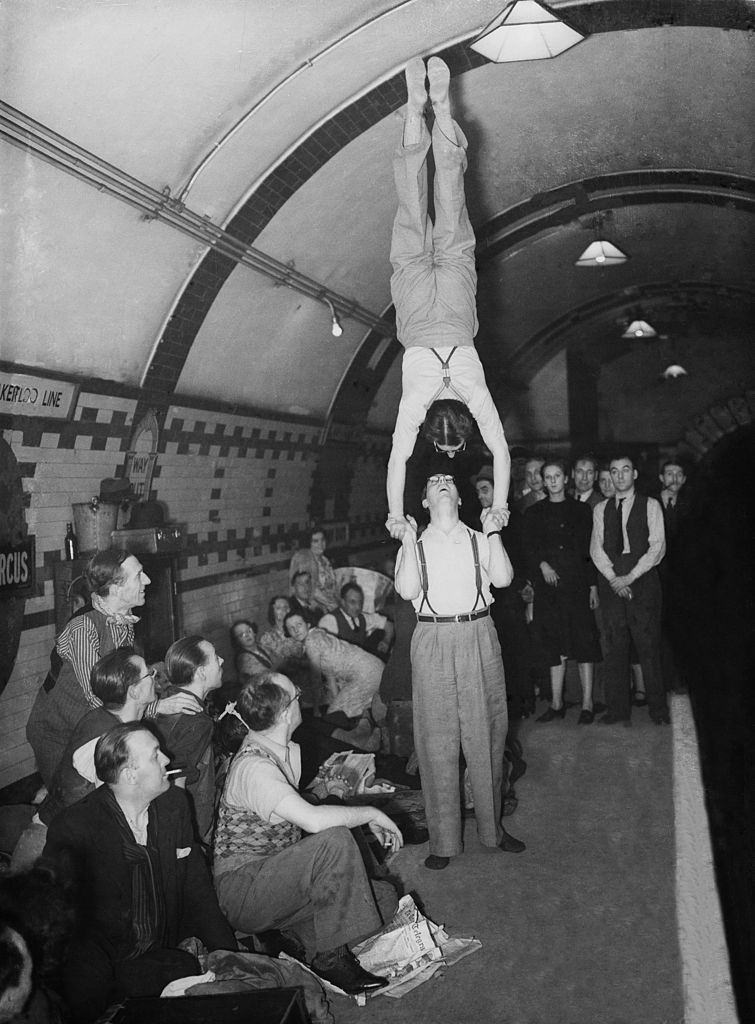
[71,502,119,553]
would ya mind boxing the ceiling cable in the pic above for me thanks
[0,101,396,339]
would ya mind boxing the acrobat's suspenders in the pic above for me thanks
[416,529,485,614]
[428,347,467,405]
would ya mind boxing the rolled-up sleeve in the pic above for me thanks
[590,500,615,581]
[627,498,666,582]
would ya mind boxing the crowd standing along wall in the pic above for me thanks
[0,386,390,791]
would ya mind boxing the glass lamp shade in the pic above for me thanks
[622,320,657,339]
[575,240,628,266]
[470,1,585,63]
[662,364,688,379]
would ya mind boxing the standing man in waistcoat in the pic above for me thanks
[394,472,525,870]
[590,454,669,725]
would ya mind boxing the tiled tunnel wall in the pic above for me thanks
[0,387,391,790]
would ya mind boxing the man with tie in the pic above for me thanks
[657,458,690,692]
[318,581,395,659]
[590,454,669,725]
[658,458,689,539]
[570,453,603,508]
[288,571,322,628]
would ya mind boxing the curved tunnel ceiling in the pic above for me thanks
[2,0,753,440]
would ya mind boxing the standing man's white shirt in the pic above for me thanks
[399,521,496,615]
[591,489,666,584]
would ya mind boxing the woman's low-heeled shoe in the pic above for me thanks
[424,854,450,870]
[536,705,566,723]
[577,709,595,725]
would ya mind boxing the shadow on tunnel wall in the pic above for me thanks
[669,424,754,1022]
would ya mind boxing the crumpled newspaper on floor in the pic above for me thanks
[278,894,480,1006]
[353,893,482,999]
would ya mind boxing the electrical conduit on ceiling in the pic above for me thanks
[0,100,396,340]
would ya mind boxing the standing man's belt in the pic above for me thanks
[416,607,490,624]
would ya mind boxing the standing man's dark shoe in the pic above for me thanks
[424,854,450,870]
[499,827,526,853]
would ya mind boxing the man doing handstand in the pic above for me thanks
[386,56,510,538]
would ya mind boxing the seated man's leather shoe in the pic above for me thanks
[499,827,526,853]
[424,854,450,870]
[309,945,387,995]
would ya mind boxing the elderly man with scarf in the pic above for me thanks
[43,721,236,1023]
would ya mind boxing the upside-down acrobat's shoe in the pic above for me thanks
[404,57,427,114]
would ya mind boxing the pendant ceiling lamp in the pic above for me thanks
[661,363,688,379]
[470,1,586,63]
[575,240,628,267]
[622,320,657,340]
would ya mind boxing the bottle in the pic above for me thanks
[64,522,79,561]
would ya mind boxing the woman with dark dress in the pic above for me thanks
[524,458,601,724]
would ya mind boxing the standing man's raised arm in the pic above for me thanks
[394,516,421,600]
[484,526,514,589]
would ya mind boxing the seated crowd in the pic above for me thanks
[7,543,411,1023]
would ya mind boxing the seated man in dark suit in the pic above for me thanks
[43,722,236,1024]
[288,571,322,627]
[12,647,158,871]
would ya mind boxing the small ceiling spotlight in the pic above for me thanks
[575,240,628,267]
[470,1,586,64]
[661,364,688,380]
[622,319,657,339]
[324,298,343,337]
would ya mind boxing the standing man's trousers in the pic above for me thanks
[411,615,508,857]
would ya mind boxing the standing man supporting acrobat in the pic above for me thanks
[394,472,525,869]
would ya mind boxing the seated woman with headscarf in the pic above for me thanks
[288,527,338,614]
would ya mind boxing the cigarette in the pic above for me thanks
[165,769,183,775]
